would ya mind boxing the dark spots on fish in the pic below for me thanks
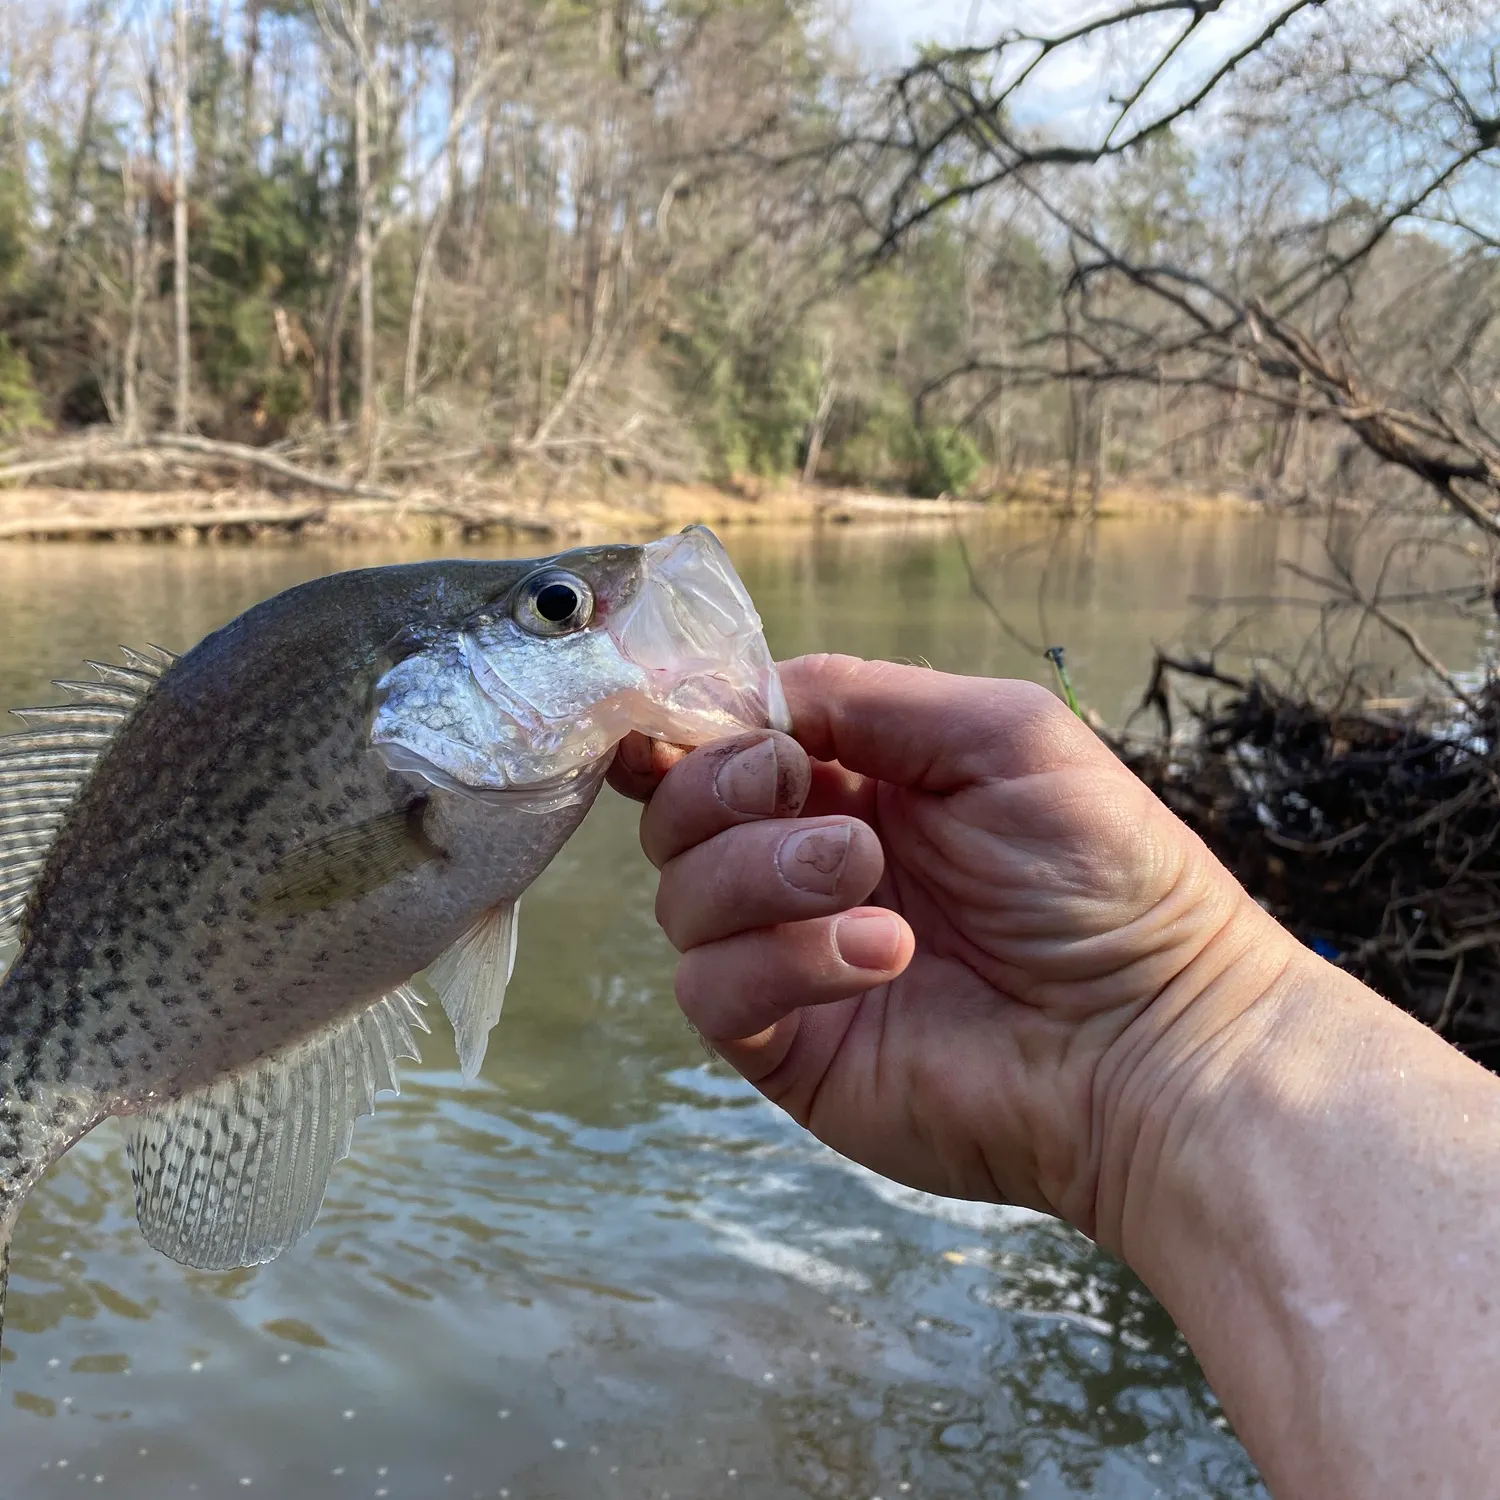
[145,973,165,990]
[55,1035,77,1081]
[103,947,124,974]
[300,767,321,791]
[233,977,250,995]
[62,997,85,1029]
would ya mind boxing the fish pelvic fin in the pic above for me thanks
[423,900,520,1081]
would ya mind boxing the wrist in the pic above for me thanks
[1087,891,1311,1259]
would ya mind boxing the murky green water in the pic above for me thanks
[0,514,1483,1500]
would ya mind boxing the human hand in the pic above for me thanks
[608,654,1302,1247]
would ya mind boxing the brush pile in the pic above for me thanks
[1112,654,1500,1070]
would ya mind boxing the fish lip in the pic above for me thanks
[609,526,791,740]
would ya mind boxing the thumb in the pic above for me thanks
[781,654,1103,791]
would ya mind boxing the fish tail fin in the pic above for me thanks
[0,1198,22,1369]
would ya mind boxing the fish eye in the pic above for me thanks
[513,569,594,637]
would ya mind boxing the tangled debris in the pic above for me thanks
[1112,654,1500,1070]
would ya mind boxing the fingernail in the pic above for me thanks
[715,737,779,817]
[777,824,851,895]
[835,913,902,971]
[617,734,653,776]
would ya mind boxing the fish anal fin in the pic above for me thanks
[425,901,519,1081]
[255,805,441,917]
[123,985,427,1272]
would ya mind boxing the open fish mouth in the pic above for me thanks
[369,526,789,805]
[607,525,792,744]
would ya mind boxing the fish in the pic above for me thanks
[0,524,786,1350]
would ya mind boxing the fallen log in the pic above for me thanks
[0,434,396,500]
[0,503,326,538]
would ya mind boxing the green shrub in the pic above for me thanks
[0,336,43,437]
[908,423,983,497]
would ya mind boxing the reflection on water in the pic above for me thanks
[0,515,1481,1499]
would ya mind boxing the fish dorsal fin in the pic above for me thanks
[0,647,176,940]
[123,985,428,1271]
[424,902,519,1081]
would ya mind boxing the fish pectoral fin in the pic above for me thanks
[123,985,429,1272]
[255,805,441,916]
[424,901,519,1082]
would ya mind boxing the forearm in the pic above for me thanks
[1120,942,1500,1500]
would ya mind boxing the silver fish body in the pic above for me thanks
[0,527,784,1344]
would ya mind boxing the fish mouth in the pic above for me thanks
[608,526,791,744]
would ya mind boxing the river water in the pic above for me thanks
[0,513,1483,1500]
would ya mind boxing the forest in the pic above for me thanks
[0,0,1495,510]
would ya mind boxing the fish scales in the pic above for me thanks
[0,560,565,1187]
[0,529,787,1357]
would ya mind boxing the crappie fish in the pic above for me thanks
[0,525,785,1349]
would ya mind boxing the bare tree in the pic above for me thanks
[171,0,191,432]
[822,0,1500,537]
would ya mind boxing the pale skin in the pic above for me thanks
[608,653,1500,1500]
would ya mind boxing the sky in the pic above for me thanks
[845,0,1001,62]
[839,0,1330,144]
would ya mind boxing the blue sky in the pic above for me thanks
[846,0,987,61]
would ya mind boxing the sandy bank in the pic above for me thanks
[0,473,1272,544]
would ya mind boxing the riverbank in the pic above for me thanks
[0,470,1273,543]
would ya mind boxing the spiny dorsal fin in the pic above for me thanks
[123,985,429,1271]
[0,646,175,940]
[424,901,519,1081]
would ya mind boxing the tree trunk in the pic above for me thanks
[803,356,836,485]
[121,160,149,441]
[534,151,560,435]
[321,255,353,426]
[173,0,192,433]
[354,0,375,456]
[404,197,452,405]
[242,0,263,156]
[1089,391,1110,519]
[403,54,498,406]
[52,19,106,273]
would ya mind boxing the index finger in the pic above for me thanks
[638,731,811,868]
